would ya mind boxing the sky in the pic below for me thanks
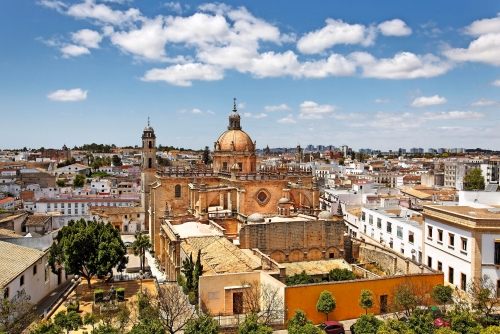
[1,1,500,151]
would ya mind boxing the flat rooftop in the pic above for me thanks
[172,222,223,238]
[424,205,500,220]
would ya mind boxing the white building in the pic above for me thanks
[422,205,500,290]
[91,179,112,194]
[52,163,90,176]
[0,197,15,210]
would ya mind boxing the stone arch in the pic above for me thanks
[288,249,304,262]
[325,246,340,259]
[306,248,323,261]
[206,192,221,207]
[270,250,286,263]
[289,190,312,210]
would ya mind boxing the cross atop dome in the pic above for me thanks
[228,98,241,130]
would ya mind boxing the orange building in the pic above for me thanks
[285,273,443,323]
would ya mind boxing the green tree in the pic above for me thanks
[287,310,322,334]
[328,268,356,282]
[48,219,128,287]
[354,313,383,334]
[111,155,122,166]
[468,275,500,319]
[359,290,374,314]
[376,319,413,334]
[481,326,500,334]
[56,179,66,187]
[181,253,195,292]
[202,146,211,165]
[407,309,435,334]
[28,319,62,334]
[464,168,485,190]
[286,270,314,286]
[184,314,219,334]
[54,311,82,334]
[72,174,86,188]
[193,249,204,300]
[129,316,168,334]
[447,308,482,334]
[83,312,98,331]
[431,284,453,312]
[132,232,153,273]
[316,290,336,321]
[0,290,38,334]
[238,313,273,334]
[91,324,120,334]
[435,328,459,334]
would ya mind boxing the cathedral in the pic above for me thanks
[141,101,326,267]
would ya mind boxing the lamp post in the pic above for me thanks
[71,275,82,299]
[139,270,143,293]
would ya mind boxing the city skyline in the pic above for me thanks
[1,1,500,150]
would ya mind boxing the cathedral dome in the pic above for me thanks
[216,130,254,152]
[278,197,290,204]
[144,125,154,131]
[247,213,265,223]
[318,211,334,220]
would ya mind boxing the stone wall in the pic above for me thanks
[240,219,345,263]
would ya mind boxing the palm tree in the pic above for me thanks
[132,232,153,272]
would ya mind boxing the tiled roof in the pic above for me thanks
[0,241,44,288]
[24,215,51,226]
[0,197,14,205]
[181,236,259,275]
[0,228,24,239]
[89,206,144,215]
[0,213,27,224]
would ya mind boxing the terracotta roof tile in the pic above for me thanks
[0,241,44,288]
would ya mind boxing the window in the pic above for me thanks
[33,265,37,275]
[427,256,432,268]
[495,242,500,265]
[369,215,373,225]
[400,244,404,254]
[3,287,9,299]
[362,212,366,222]
[364,225,367,233]
[409,231,414,244]
[438,261,442,272]
[461,273,467,291]
[449,233,455,247]
[20,275,25,286]
[380,295,388,313]
[462,238,467,251]
[397,226,403,239]
[222,162,228,171]
[438,229,443,243]
[175,185,181,198]
[387,222,392,234]
[45,266,50,282]
[377,218,382,229]
[449,267,454,284]
[428,226,433,239]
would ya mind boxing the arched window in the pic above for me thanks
[149,141,152,148]
[148,158,152,168]
[175,185,181,198]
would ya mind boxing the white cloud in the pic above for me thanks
[163,2,183,14]
[492,80,500,86]
[470,98,499,107]
[375,99,390,103]
[277,114,296,123]
[422,111,485,120]
[378,19,412,36]
[47,88,88,101]
[207,110,215,114]
[192,108,202,114]
[238,102,245,109]
[66,0,143,26]
[297,18,376,54]
[60,44,90,57]
[443,33,500,66]
[410,95,447,108]
[464,15,500,37]
[351,51,453,79]
[38,0,66,12]
[243,112,267,118]
[300,101,339,113]
[72,29,102,48]
[141,63,224,86]
[264,104,291,112]
[110,16,170,61]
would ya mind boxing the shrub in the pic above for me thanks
[94,290,104,303]
[67,300,79,312]
[188,291,196,305]
[328,268,356,282]
[116,288,125,302]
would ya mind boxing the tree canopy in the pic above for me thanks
[464,168,485,190]
[48,219,128,287]
[316,290,336,321]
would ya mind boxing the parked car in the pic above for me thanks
[434,318,450,328]
[319,321,345,334]
[349,322,356,334]
[123,241,132,247]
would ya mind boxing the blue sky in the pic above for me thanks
[1,1,500,151]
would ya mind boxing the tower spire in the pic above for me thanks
[233,98,237,111]
[148,116,150,126]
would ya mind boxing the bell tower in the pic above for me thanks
[141,117,157,170]
[140,118,157,235]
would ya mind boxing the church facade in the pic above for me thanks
[140,102,323,271]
